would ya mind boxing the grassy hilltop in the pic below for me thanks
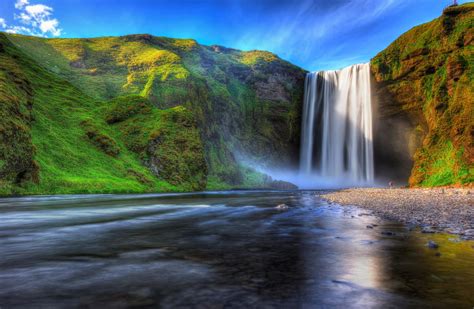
[0,33,305,195]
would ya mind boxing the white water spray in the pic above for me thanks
[299,63,374,186]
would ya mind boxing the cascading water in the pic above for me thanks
[299,63,374,186]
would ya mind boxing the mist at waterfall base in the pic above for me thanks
[249,63,379,189]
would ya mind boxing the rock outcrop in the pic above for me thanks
[371,3,473,186]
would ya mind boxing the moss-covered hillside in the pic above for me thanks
[371,3,473,187]
[0,32,305,195]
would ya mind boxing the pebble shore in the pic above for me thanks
[321,188,474,239]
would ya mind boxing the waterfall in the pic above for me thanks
[299,63,374,185]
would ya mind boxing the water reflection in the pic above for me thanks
[0,191,472,308]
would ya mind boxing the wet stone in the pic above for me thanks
[427,240,439,249]
[321,188,473,239]
[275,204,289,210]
[463,229,474,236]
[422,227,436,234]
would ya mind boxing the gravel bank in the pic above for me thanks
[321,188,474,239]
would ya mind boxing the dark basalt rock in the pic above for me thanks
[70,60,86,69]
[427,240,439,249]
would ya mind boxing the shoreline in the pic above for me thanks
[321,188,474,240]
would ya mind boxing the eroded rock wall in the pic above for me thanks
[371,3,473,186]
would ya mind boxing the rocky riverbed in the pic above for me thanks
[321,188,474,239]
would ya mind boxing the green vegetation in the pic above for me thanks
[0,33,208,195]
[371,3,474,187]
[80,119,121,157]
[413,142,473,187]
[0,38,38,195]
[106,96,207,191]
[239,50,278,65]
[0,30,305,195]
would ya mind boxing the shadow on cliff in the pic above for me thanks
[370,72,419,185]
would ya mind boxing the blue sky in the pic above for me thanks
[0,0,469,71]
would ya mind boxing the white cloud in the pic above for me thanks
[1,0,62,37]
[5,25,33,35]
[16,12,32,24]
[25,4,52,17]
[15,0,29,9]
[39,19,60,36]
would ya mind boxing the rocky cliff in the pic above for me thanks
[371,3,473,187]
[0,32,305,195]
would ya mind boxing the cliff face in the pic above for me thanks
[0,32,305,195]
[371,3,473,187]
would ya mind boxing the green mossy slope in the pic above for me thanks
[105,96,207,191]
[0,38,38,193]
[0,32,305,195]
[371,3,474,187]
[0,34,207,195]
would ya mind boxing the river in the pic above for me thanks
[0,191,473,308]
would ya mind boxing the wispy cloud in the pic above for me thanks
[15,0,29,9]
[0,0,62,37]
[232,0,409,71]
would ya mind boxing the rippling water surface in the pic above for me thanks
[0,191,473,308]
